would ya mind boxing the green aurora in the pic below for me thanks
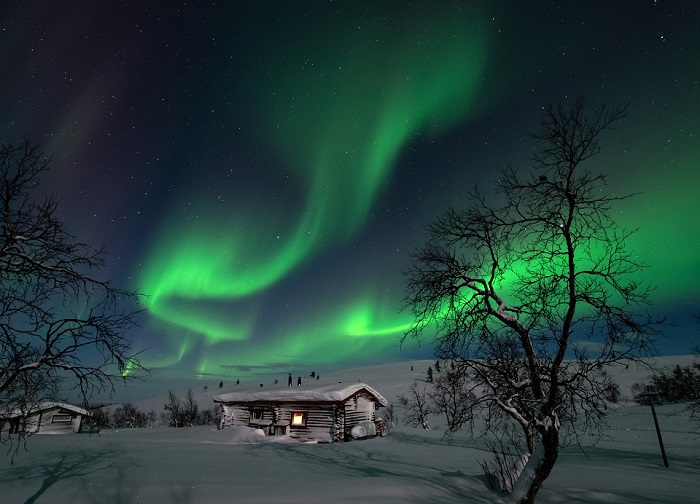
[140,5,491,372]
[4,2,696,383]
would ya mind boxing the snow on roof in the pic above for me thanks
[1,402,90,418]
[213,382,388,407]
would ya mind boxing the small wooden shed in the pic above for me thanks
[0,402,90,435]
[213,382,388,443]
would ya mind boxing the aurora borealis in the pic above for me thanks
[141,4,487,349]
[1,1,698,385]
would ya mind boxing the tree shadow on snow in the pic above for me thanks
[266,439,497,503]
[0,443,138,504]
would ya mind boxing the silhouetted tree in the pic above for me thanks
[403,99,664,503]
[0,139,146,420]
[0,139,146,461]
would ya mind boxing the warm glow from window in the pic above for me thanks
[291,413,305,426]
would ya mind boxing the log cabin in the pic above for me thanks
[213,382,388,443]
[0,402,90,435]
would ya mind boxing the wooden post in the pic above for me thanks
[640,388,669,468]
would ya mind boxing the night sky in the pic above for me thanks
[1,1,698,387]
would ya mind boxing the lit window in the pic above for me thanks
[52,415,72,423]
[291,412,306,426]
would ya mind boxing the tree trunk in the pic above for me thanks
[509,428,559,504]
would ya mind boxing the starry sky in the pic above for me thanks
[1,1,698,388]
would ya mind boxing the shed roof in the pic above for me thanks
[213,382,388,407]
[1,402,90,419]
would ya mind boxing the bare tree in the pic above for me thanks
[163,390,183,427]
[0,139,146,429]
[199,406,220,426]
[689,346,700,421]
[430,366,477,438]
[633,353,700,416]
[403,98,664,503]
[183,388,199,427]
[396,381,435,430]
[163,389,203,427]
[112,403,147,429]
[687,336,700,421]
[381,403,397,429]
[85,407,111,431]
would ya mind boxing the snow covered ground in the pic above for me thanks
[1,357,699,503]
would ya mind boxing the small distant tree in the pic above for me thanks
[163,389,200,427]
[183,389,199,427]
[426,366,434,383]
[146,410,158,427]
[164,390,183,427]
[113,403,147,429]
[430,366,477,438]
[633,354,700,415]
[199,406,221,426]
[651,364,700,403]
[688,346,700,421]
[403,99,664,503]
[397,381,435,430]
[86,407,111,430]
[199,407,213,425]
[601,373,622,404]
[382,403,397,428]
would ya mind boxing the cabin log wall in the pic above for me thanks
[343,394,376,438]
[5,406,85,434]
[283,405,335,443]
[215,385,386,443]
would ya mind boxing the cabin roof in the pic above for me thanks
[1,402,90,419]
[213,382,388,407]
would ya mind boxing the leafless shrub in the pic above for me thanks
[396,381,435,430]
